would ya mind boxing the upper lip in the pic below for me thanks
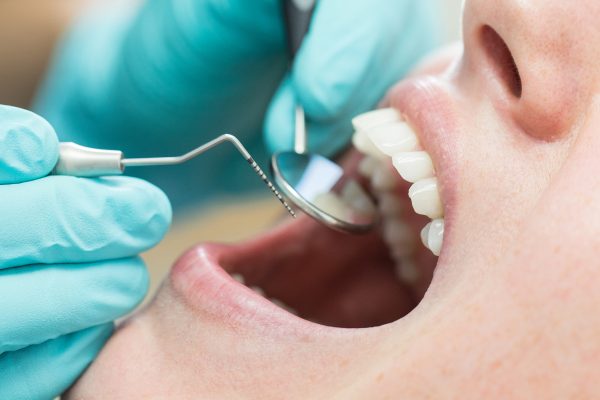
[388,76,460,237]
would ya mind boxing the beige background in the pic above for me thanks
[0,0,463,302]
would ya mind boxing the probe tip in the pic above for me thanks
[248,159,296,218]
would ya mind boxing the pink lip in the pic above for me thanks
[169,226,314,337]
[168,216,387,339]
[388,76,460,250]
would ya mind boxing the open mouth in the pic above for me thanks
[170,78,457,331]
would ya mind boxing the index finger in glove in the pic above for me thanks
[0,105,59,184]
[0,175,171,269]
[265,0,440,156]
[294,0,439,119]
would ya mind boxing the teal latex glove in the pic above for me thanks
[35,0,439,211]
[265,0,440,155]
[0,105,171,400]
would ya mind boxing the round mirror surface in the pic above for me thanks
[271,152,378,233]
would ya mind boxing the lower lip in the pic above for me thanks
[168,219,369,339]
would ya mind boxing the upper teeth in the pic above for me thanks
[352,108,400,132]
[340,180,377,216]
[366,121,419,156]
[408,177,443,219]
[352,130,386,160]
[392,151,434,183]
[312,180,378,221]
[352,108,445,258]
[422,219,444,256]
[371,163,398,192]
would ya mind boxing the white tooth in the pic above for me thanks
[371,164,397,192]
[251,286,265,297]
[383,219,414,249]
[367,121,419,156]
[420,223,432,250]
[352,108,401,132]
[390,245,413,261]
[378,193,403,217]
[357,156,379,178]
[312,192,349,221]
[427,219,444,257]
[231,273,245,285]
[395,258,419,285]
[270,298,298,315]
[341,180,376,216]
[392,151,435,183]
[408,177,443,219]
[352,130,386,159]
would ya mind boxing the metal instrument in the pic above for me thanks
[54,134,296,217]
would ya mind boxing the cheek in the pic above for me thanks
[372,275,555,397]
[65,321,162,399]
[449,94,570,265]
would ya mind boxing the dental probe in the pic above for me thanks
[54,134,296,217]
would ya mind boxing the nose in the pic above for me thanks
[460,0,594,141]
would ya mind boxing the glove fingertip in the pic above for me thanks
[79,257,150,319]
[0,105,59,184]
[115,257,151,312]
[100,176,172,252]
[130,177,172,246]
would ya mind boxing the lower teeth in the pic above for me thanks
[270,298,298,316]
[251,286,265,297]
[383,219,415,256]
[231,274,299,315]
[360,155,423,285]
[395,260,419,285]
[378,193,404,217]
[358,156,379,178]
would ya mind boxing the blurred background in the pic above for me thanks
[0,0,463,300]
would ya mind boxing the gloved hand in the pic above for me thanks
[0,105,171,400]
[264,0,440,155]
[35,0,439,210]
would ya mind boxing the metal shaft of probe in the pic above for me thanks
[246,157,296,218]
[121,134,296,217]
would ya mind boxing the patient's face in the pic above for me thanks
[68,0,600,398]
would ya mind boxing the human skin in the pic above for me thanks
[67,0,600,398]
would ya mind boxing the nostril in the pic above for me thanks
[480,25,522,98]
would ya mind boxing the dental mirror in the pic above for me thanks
[270,0,378,234]
[271,113,378,233]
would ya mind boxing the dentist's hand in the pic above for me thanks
[0,105,171,400]
[36,0,439,183]
[264,0,440,155]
